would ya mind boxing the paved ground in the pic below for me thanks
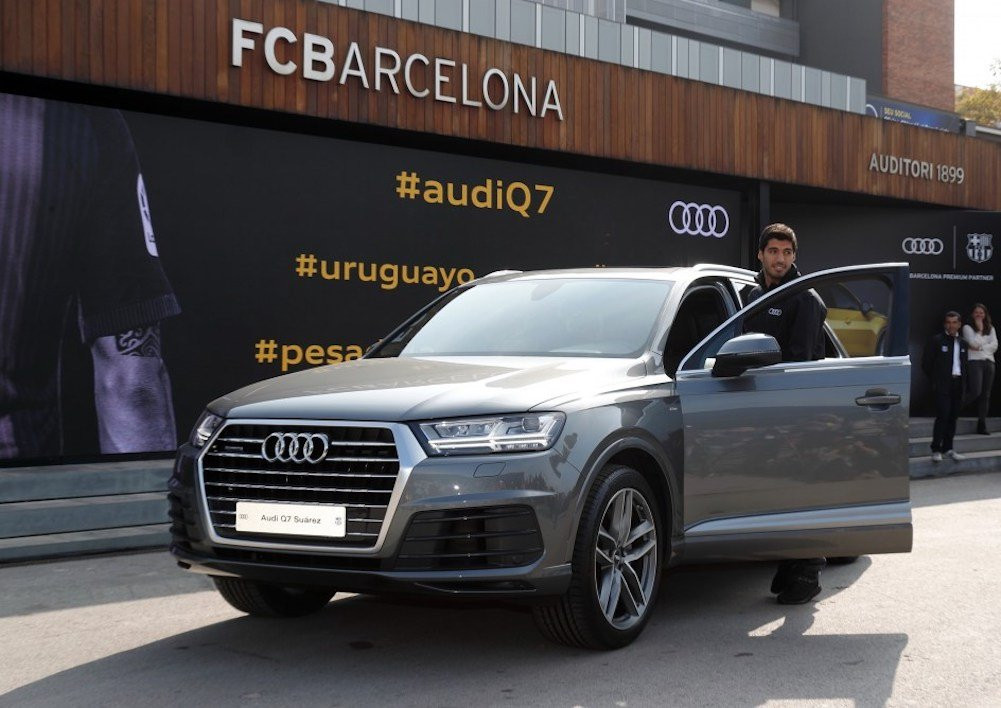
[2,473,1000,708]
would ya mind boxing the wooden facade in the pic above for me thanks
[1,0,999,210]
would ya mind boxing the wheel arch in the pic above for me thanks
[567,433,681,565]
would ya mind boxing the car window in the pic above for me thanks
[729,279,757,308]
[372,278,676,358]
[681,271,895,371]
[663,285,730,376]
[815,278,892,357]
[814,283,860,310]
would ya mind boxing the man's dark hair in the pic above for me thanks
[944,310,961,320]
[758,223,797,253]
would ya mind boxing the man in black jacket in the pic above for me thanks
[745,223,827,361]
[922,311,969,463]
[745,223,829,605]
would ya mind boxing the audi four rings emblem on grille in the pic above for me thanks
[261,432,330,464]
[902,237,944,255]
[668,201,730,238]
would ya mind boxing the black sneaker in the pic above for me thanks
[776,575,821,605]
[977,422,990,435]
[770,566,795,595]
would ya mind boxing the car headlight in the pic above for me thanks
[190,411,223,448]
[418,413,565,455]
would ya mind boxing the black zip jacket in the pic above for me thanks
[921,331,968,389]
[744,264,828,362]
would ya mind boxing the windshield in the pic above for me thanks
[373,278,675,358]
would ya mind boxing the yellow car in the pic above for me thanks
[816,283,889,357]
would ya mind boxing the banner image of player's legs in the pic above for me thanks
[0,92,180,461]
[4,89,746,463]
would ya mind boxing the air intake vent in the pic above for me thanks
[395,506,543,571]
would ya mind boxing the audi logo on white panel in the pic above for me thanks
[262,432,329,464]
[668,201,730,238]
[901,237,944,255]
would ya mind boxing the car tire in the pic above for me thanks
[212,577,335,617]
[532,464,663,650]
[827,556,861,565]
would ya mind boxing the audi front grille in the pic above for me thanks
[200,423,399,548]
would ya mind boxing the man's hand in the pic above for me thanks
[91,324,177,453]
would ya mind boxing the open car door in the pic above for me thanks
[674,263,911,562]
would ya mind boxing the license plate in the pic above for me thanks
[235,502,346,538]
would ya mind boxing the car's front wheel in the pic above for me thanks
[533,464,663,649]
[212,577,335,617]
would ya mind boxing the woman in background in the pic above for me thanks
[962,303,997,435]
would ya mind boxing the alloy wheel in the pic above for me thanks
[593,487,658,630]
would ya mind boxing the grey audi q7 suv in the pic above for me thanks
[170,264,912,649]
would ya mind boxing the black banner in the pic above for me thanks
[774,203,1001,416]
[1,92,742,462]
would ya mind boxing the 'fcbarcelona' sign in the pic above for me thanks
[231,18,564,121]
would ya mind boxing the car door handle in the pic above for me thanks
[855,390,901,409]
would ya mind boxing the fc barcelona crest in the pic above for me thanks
[966,233,994,264]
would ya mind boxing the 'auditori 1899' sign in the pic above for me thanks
[868,152,966,185]
[231,18,564,121]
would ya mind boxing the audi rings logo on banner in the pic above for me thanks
[261,432,329,464]
[668,201,730,238]
[901,237,944,255]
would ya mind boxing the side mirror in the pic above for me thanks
[711,333,782,378]
[860,301,874,317]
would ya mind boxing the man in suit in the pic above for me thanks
[922,311,969,462]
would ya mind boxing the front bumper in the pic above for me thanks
[170,544,572,597]
[169,421,581,598]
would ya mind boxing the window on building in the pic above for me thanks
[719,0,782,18]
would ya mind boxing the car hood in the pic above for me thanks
[210,356,650,421]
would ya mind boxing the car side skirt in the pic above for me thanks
[679,502,912,562]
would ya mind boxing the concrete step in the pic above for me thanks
[909,433,1001,458]
[0,459,173,503]
[909,417,1001,439]
[0,523,169,563]
[0,492,168,539]
[908,418,1001,477]
[909,449,1001,479]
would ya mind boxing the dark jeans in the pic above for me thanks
[968,360,996,424]
[776,557,826,579]
[932,377,964,452]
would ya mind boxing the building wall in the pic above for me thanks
[797,0,884,95]
[528,0,626,23]
[883,0,954,111]
[626,0,799,57]
[312,0,862,113]
[1,0,996,209]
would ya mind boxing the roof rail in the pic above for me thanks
[480,270,523,278]
[689,264,756,276]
